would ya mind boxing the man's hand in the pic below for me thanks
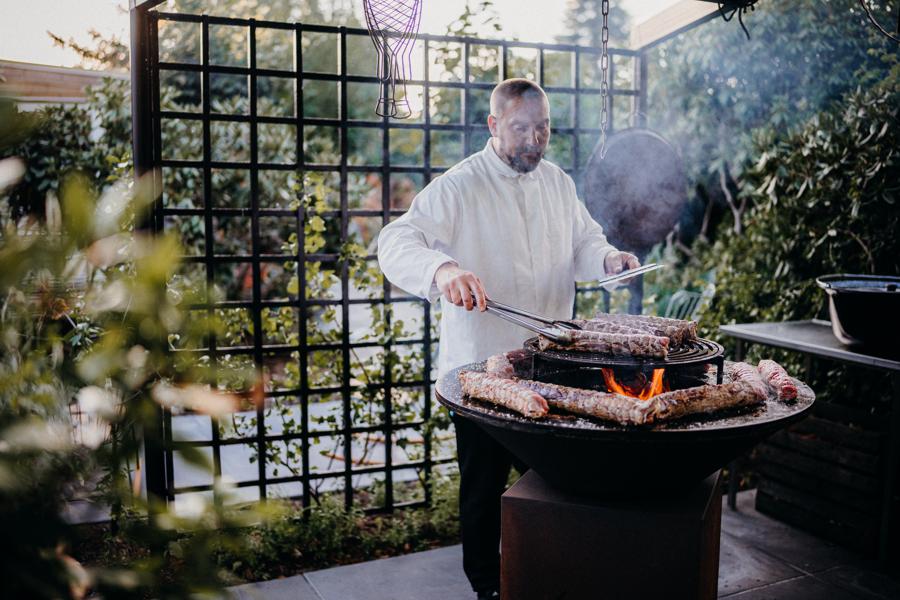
[434,263,488,311]
[603,251,641,279]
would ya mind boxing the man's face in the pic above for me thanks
[488,95,551,173]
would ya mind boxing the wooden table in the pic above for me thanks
[719,319,900,564]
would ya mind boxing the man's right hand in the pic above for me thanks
[434,263,488,311]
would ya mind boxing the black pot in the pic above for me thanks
[816,274,900,349]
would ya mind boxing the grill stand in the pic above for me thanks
[501,470,722,600]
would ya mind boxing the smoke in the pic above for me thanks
[638,0,899,246]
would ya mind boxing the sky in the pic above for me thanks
[0,0,680,69]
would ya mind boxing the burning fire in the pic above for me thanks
[601,368,669,400]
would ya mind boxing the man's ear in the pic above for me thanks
[487,114,497,136]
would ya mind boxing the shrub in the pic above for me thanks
[702,65,900,412]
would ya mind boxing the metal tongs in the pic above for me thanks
[594,263,665,288]
[483,299,580,344]
[480,264,665,344]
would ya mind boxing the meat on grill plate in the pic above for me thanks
[485,352,516,379]
[651,382,762,421]
[538,329,670,359]
[514,378,653,426]
[474,352,768,425]
[590,312,698,348]
[458,371,549,418]
[569,319,648,336]
[725,361,770,401]
[758,359,798,402]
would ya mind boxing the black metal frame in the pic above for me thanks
[131,3,647,512]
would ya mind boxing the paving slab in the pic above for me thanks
[228,576,321,600]
[721,575,863,599]
[717,531,802,597]
[721,489,865,573]
[227,490,899,600]
[304,546,471,600]
[816,565,900,599]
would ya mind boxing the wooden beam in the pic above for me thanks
[630,1,721,51]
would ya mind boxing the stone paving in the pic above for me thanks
[226,490,900,600]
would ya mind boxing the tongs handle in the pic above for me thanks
[482,300,573,344]
[486,299,581,330]
[594,263,665,288]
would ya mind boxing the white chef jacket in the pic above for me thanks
[377,139,618,378]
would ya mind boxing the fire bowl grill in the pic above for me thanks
[436,360,815,498]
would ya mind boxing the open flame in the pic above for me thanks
[601,368,669,400]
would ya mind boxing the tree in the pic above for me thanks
[645,0,898,247]
[558,0,630,50]
[49,29,130,72]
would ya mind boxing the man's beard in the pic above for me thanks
[505,146,544,173]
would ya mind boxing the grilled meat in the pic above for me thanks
[514,379,653,425]
[758,359,798,402]
[590,312,698,347]
[485,353,516,379]
[570,319,647,336]
[485,350,532,379]
[459,371,549,418]
[651,381,762,421]
[538,329,669,359]
[725,361,770,401]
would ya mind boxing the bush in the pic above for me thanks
[208,473,460,582]
[0,99,261,599]
[701,66,900,412]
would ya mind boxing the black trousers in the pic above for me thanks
[453,414,528,594]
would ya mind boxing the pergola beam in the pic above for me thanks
[630,1,721,51]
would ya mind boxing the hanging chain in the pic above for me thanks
[599,0,610,156]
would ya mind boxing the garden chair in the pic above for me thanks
[664,284,715,321]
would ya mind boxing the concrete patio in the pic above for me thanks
[226,490,900,600]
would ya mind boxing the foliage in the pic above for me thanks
[649,0,898,189]
[69,472,460,587]
[49,28,131,72]
[213,473,460,581]
[699,65,900,411]
[558,0,631,49]
[2,78,131,224]
[0,98,267,598]
[4,1,455,515]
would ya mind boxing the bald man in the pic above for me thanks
[378,79,638,599]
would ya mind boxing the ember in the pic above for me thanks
[601,367,669,400]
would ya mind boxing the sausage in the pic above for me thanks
[726,362,770,401]
[459,371,549,418]
[538,329,669,359]
[514,379,654,425]
[757,359,798,402]
[651,382,762,421]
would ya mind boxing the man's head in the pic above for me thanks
[488,79,550,173]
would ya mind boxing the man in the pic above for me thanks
[377,79,639,599]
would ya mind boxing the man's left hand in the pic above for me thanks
[603,251,641,279]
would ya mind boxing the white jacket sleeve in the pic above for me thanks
[376,177,459,303]
[571,182,617,282]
